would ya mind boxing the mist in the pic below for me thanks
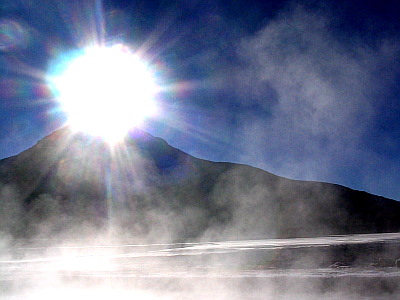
[1,227,400,299]
[1,138,400,299]
[229,5,400,196]
[1,1,400,299]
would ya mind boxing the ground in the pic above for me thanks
[1,232,400,299]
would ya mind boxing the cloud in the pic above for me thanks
[231,5,400,184]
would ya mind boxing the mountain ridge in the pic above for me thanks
[1,127,399,242]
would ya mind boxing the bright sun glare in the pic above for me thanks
[50,44,158,144]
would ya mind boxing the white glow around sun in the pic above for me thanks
[50,44,158,143]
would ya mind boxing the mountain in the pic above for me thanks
[1,127,400,242]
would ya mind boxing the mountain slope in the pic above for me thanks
[0,127,399,241]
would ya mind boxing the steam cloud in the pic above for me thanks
[228,5,400,197]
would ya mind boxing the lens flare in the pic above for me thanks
[0,19,30,51]
[49,44,159,144]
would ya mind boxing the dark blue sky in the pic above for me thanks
[1,0,400,200]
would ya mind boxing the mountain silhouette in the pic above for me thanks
[1,127,399,241]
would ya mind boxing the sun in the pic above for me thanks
[49,44,158,144]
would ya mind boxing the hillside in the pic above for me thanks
[1,127,399,241]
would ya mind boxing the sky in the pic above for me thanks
[0,0,400,200]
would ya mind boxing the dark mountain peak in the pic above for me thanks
[1,127,400,241]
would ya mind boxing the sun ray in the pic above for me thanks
[48,44,159,144]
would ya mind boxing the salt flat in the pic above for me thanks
[1,232,400,299]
